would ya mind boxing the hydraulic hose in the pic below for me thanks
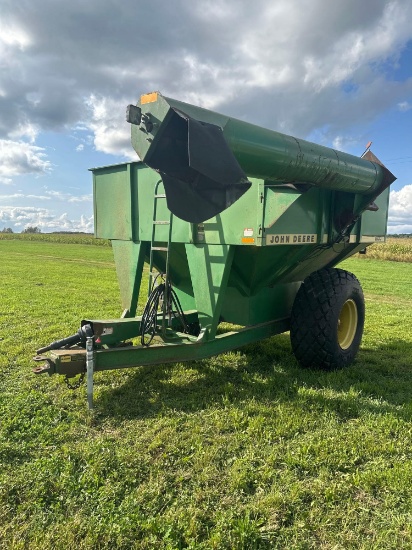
[36,324,93,354]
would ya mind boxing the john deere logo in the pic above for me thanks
[266,234,317,245]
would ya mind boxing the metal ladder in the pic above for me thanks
[148,180,173,334]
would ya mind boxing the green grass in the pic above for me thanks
[1,240,412,549]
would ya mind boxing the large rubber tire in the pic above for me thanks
[290,268,365,370]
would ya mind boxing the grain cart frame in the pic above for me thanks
[34,92,395,409]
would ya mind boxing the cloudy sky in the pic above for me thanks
[1,0,412,233]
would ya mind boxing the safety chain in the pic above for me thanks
[64,371,86,390]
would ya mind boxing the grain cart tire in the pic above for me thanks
[290,268,365,370]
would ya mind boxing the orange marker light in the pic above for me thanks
[141,92,159,104]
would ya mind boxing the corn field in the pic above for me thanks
[365,237,412,262]
[0,232,111,246]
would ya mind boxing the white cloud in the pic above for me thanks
[0,194,24,201]
[387,224,412,233]
[0,206,94,232]
[8,122,39,143]
[45,190,92,203]
[332,135,363,152]
[76,143,84,152]
[301,3,411,91]
[0,176,13,185]
[0,193,53,202]
[388,184,412,232]
[0,22,32,54]
[0,140,51,178]
[85,95,136,159]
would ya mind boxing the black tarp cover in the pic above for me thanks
[145,108,251,223]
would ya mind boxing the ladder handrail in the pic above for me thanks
[148,179,173,336]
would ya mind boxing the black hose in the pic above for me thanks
[36,333,81,355]
[36,323,94,354]
[140,275,189,346]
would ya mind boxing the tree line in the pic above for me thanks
[1,226,41,234]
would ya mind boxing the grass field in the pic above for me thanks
[1,239,412,549]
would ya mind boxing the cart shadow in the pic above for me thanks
[96,335,412,423]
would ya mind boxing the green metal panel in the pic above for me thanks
[112,240,147,316]
[360,187,390,238]
[93,161,165,242]
[93,160,264,247]
[93,163,133,240]
[264,187,321,241]
[190,178,263,246]
[263,186,302,230]
[222,282,301,326]
[185,244,234,339]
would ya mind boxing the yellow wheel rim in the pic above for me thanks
[337,299,358,350]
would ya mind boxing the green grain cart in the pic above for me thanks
[34,92,396,408]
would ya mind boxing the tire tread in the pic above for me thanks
[290,268,364,370]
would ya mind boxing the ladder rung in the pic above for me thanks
[153,221,170,225]
[155,194,166,198]
[151,246,169,251]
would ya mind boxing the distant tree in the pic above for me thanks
[1,227,14,233]
[22,226,41,234]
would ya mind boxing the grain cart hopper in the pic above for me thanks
[34,92,396,408]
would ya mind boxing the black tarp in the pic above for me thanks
[145,108,251,223]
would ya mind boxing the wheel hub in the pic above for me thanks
[337,299,358,350]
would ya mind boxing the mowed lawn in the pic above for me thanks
[1,239,412,549]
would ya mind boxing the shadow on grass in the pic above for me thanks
[95,334,412,423]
